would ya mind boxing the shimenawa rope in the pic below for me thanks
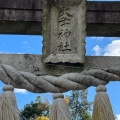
[0,64,120,93]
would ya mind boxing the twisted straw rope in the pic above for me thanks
[0,64,120,93]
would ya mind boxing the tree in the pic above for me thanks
[68,90,92,120]
[21,96,50,120]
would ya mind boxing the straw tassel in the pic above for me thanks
[0,85,20,120]
[92,85,115,120]
[49,93,71,120]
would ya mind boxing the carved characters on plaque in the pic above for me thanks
[57,7,73,52]
[42,0,86,63]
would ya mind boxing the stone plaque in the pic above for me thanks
[42,0,86,64]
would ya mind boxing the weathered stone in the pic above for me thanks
[42,0,86,64]
[0,1,120,36]
[0,9,42,21]
[0,0,42,9]
[50,0,82,6]
[1,54,120,76]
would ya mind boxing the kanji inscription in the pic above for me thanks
[57,7,73,52]
[42,0,86,64]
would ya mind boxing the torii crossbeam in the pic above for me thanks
[0,0,120,36]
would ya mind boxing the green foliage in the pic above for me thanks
[68,90,92,120]
[21,96,50,120]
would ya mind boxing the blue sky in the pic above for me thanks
[0,0,120,119]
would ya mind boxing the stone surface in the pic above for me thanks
[0,0,42,9]
[1,54,120,76]
[0,54,47,75]
[42,0,86,64]
[0,9,42,21]
[50,0,82,6]
[0,1,120,36]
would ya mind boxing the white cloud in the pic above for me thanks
[116,115,120,120]
[14,88,27,94]
[92,40,120,56]
[22,41,28,45]
[0,86,27,94]
[91,37,104,41]
[0,51,9,54]
[104,40,120,56]
[0,50,24,54]
[93,45,101,56]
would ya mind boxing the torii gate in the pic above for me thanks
[0,0,120,78]
[0,0,120,120]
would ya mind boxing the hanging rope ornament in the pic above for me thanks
[49,93,71,120]
[92,85,115,120]
[0,85,20,120]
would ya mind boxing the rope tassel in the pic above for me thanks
[0,85,20,120]
[49,93,72,120]
[92,85,115,120]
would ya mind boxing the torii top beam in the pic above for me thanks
[0,0,120,37]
